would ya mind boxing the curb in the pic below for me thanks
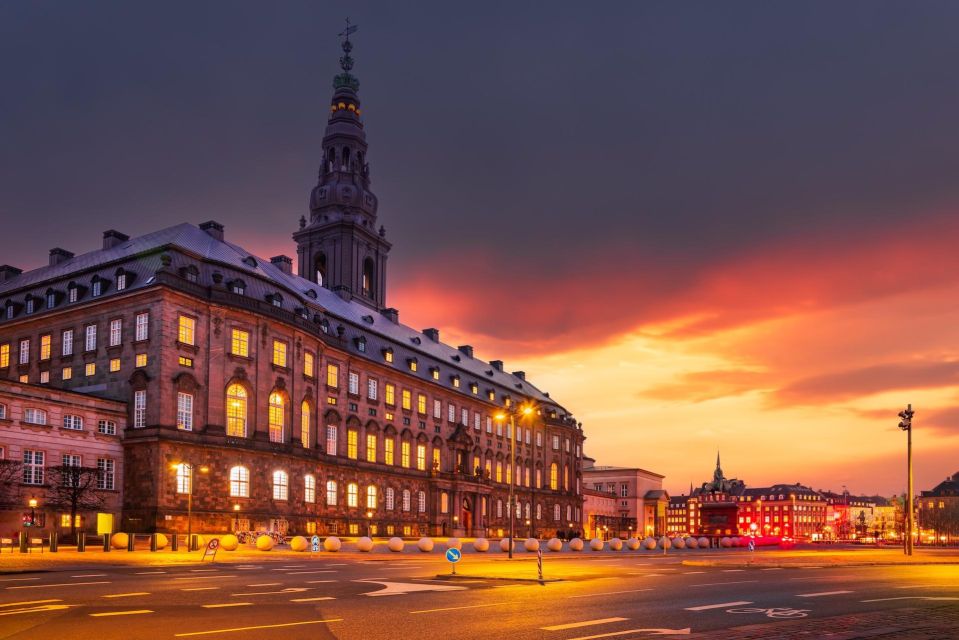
[434,574,562,583]
[682,560,959,569]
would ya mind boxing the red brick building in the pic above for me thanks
[0,35,585,538]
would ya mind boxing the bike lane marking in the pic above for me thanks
[797,591,853,598]
[685,601,752,611]
[541,617,629,631]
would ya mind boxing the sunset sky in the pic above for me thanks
[2,2,958,496]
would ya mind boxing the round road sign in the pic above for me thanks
[445,547,462,563]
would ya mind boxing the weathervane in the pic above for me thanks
[338,17,358,72]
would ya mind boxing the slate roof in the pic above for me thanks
[0,223,571,416]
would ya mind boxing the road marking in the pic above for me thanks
[797,590,853,598]
[861,596,959,603]
[686,601,752,611]
[306,580,337,584]
[896,584,953,589]
[682,571,705,575]
[691,581,758,587]
[230,588,309,596]
[568,589,653,599]
[190,569,220,573]
[72,574,107,578]
[181,587,219,591]
[8,581,110,590]
[760,568,783,571]
[102,592,150,599]
[0,604,71,617]
[0,578,40,583]
[245,583,282,587]
[135,571,166,575]
[0,599,62,608]
[290,596,335,602]
[358,580,465,597]
[411,602,506,614]
[90,609,153,617]
[542,618,629,631]
[567,629,691,640]
[174,618,343,637]
[202,603,252,609]
[721,570,746,573]
[173,575,237,581]
[285,570,336,575]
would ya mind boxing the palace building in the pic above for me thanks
[0,32,585,538]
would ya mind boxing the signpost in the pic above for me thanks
[445,547,462,575]
[201,537,219,563]
[748,538,755,552]
[311,535,320,553]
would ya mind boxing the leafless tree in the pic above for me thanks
[44,465,108,539]
[0,459,23,509]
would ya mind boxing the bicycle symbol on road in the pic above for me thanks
[726,607,810,619]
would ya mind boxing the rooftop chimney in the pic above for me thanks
[458,345,474,358]
[0,265,22,283]
[102,229,129,250]
[199,220,224,241]
[490,360,504,371]
[380,307,399,323]
[270,255,292,275]
[512,371,526,380]
[48,248,74,266]
[423,328,440,342]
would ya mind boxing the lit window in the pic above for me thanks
[408,358,417,372]
[550,463,558,490]
[402,389,411,411]
[226,384,247,437]
[496,461,503,483]
[452,376,460,388]
[177,315,195,345]
[268,392,285,443]
[272,340,287,367]
[62,367,72,380]
[327,364,339,388]
[301,401,311,448]
[135,353,147,367]
[326,425,338,455]
[366,434,377,463]
[178,356,192,367]
[401,441,410,468]
[231,329,249,357]
[366,485,377,509]
[0,343,8,368]
[304,475,316,503]
[385,383,395,406]
[432,448,440,471]
[177,392,193,431]
[347,482,358,507]
[383,348,393,363]
[470,383,478,395]
[417,394,427,414]
[347,429,358,459]
[40,371,49,384]
[304,352,314,377]
[109,358,121,372]
[326,480,338,506]
[416,444,426,471]
[272,470,288,501]
[431,368,440,381]
[229,466,249,497]
[134,390,146,427]
[384,437,394,465]
[40,334,51,360]
[85,362,96,377]
[134,311,148,340]
[175,463,191,494]
[109,318,122,347]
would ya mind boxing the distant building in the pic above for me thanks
[666,493,697,537]
[691,453,745,537]
[918,471,959,544]
[581,459,666,537]
[582,487,617,539]
[736,484,827,539]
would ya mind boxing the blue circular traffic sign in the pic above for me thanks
[445,547,462,563]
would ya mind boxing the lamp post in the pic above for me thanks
[28,496,38,527]
[171,462,208,550]
[233,503,241,532]
[898,404,914,556]
[495,402,534,560]
[366,510,373,537]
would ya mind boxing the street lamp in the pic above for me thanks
[898,404,914,556]
[495,402,534,559]
[233,503,241,532]
[366,510,373,537]
[171,462,208,550]
[28,496,38,527]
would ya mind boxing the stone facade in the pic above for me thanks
[581,463,666,537]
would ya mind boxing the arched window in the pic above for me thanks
[362,258,375,297]
[386,487,395,510]
[272,470,288,501]
[563,464,569,490]
[315,253,327,286]
[347,482,358,507]
[326,480,338,506]
[301,400,311,449]
[550,463,558,490]
[304,475,316,503]
[402,489,411,512]
[496,461,503,483]
[366,485,377,509]
[268,392,285,443]
[229,466,249,497]
[418,490,426,513]
[536,503,542,520]
[440,492,449,514]
[554,504,561,521]
[342,147,351,170]
[524,502,531,519]
[226,384,248,437]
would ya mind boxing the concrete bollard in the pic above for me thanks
[18,531,27,553]
[356,536,373,552]
[49,531,58,553]
[626,537,641,551]
[150,533,158,552]
[77,531,86,552]
[547,538,563,552]
[127,533,135,552]
[323,536,342,552]
[171,533,179,551]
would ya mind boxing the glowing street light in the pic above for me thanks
[27,496,38,527]
[233,503,241,532]
[171,462,208,549]
[495,401,535,559]
[897,404,914,556]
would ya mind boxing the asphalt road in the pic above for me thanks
[1,553,957,639]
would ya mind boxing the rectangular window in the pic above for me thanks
[326,364,339,388]
[97,458,115,490]
[98,420,116,435]
[487,416,492,433]
[135,312,149,341]
[116,273,126,291]
[552,435,560,450]
[63,415,84,430]
[19,338,30,364]
[401,389,411,411]
[134,390,146,428]
[347,429,358,459]
[0,343,8,368]
[366,434,377,463]
[84,362,96,377]
[84,325,97,351]
[325,425,337,455]
[304,351,314,377]
[62,366,72,380]
[272,339,287,367]
[417,393,427,415]
[416,444,426,471]
[401,441,411,468]
[474,412,480,431]
[39,370,49,384]
[621,484,628,497]
[62,329,73,356]
[109,318,122,347]
[433,399,442,419]
[177,392,193,431]
[69,287,78,303]
[231,328,249,357]
[109,358,121,372]
[177,315,195,345]
[461,408,469,425]
[40,334,51,360]
[385,383,395,406]
[368,378,378,401]
[347,483,358,508]
[177,356,192,367]
[448,403,455,422]
[24,408,47,425]
[135,353,147,367]
[23,450,44,485]
[304,476,316,503]
[348,372,359,395]
[384,437,395,465]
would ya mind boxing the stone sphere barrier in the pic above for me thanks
[672,537,686,549]
[472,537,490,552]
[732,536,741,547]
[388,537,405,552]
[643,537,656,550]
[110,533,128,550]
[499,538,515,552]
[417,537,434,552]
[721,537,732,548]
[356,536,373,552]
[255,535,274,551]
[684,537,697,549]
[154,533,169,550]
[569,537,584,551]
[589,537,604,551]
[219,534,238,551]
[195,535,207,548]
[446,537,462,551]
[323,536,342,552]
[547,538,563,552]
[658,536,671,550]
[290,536,308,552]
[524,538,540,552]
[626,537,641,551]
[609,537,623,551]
[698,537,710,548]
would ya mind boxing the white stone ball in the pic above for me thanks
[388,537,405,552]
[685,537,698,548]
[110,532,128,550]
[589,537,604,551]
[672,537,686,549]
[658,536,671,550]
[626,537,641,551]
[547,538,563,552]
[290,536,308,552]
[644,537,658,550]
[255,535,274,551]
[731,536,741,547]
[218,534,238,551]
[721,537,732,548]
[154,533,169,550]
[446,537,462,551]
[417,537,434,552]
[698,537,710,548]
[524,538,540,552]
[323,536,341,552]
[569,537,584,551]
[472,537,490,552]
[608,537,623,551]
[356,536,373,552]
[499,538,515,552]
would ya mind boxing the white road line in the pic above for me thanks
[797,590,853,598]
[290,596,335,603]
[542,618,629,631]
[568,589,653,599]
[190,569,220,573]
[202,603,253,608]
[8,581,110,590]
[102,592,150,599]
[245,583,281,587]
[306,580,336,584]
[411,602,506,614]
[174,618,343,637]
[135,571,166,575]
[285,570,336,575]
[760,568,783,571]
[686,601,752,611]
[861,596,959,603]
[721,569,746,573]
[896,584,953,590]
[181,587,219,592]
[690,580,758,587]
[229,588,309,596]
[172,575,237,581]
[90,609,153,617]
[567,629,691,640]
[0,578,39,582]
[682,571,705,575]
[0,599,61,608]
[72,574,107,578]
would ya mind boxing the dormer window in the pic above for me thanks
[487,389,495,401]
[4,302,13,320]
[68,283,78,303]
[231,280,246,295]
[180,265,199,283]
[430,367,440,381]
[408,358,418,372]
[356,337,366,353]
[115,269,128,291]
[320,318,330,334]
[25,296,35,314]
[91,277,103,297]
[451,375,461,388]
[267,293,282,308]
[470,382,478,395]
[45,289,56,309]
[383,348,394,364]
